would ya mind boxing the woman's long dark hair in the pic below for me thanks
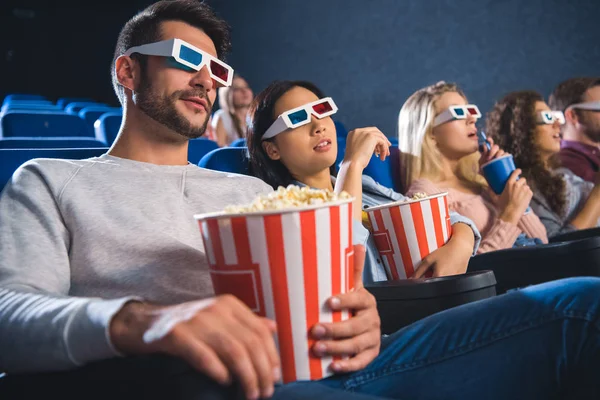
[486,90,567,217]
[246,80,336,189]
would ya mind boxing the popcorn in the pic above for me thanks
[225,185,351,213]
[364,191,451,280]
[410,192,428,200]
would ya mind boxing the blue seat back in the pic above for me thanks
[188,138,219,165]
[3,94,46,105]
[229,138,246,147]
[334,120,348,138]
[65,102,106,115]
[198,147,252,176]
[361,146,403,193]
[3,99,53,106]
[336,137,346,167]
[0,137,106,149]
[57,97,94,109]
[79,106,121,135]
[1,148,108,190]
[1,103,62,113]
[0,111,91,138]
[94,112,122,145]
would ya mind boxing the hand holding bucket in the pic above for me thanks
[364,193,452,280]
[195,197,355,383]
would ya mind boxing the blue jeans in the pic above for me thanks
[274,277,600,399]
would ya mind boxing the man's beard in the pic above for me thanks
[134,79,212,139]
[579,111,600,143]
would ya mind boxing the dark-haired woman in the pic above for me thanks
[246,80,481,281]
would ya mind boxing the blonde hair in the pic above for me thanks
[216,75,245,139]
[397,81,486,190]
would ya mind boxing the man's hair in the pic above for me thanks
[111,0,231,105]
[548,77,600,112]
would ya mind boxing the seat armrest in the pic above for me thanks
[366,271,496,333]
[469,237,600,294]
[550,227,600,243]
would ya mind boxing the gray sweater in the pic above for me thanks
[0,155,272,372]
[530,168,599,238]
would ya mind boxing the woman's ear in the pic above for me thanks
[428,128,437,145]
[262,141,281,160]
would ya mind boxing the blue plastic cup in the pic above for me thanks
[481,155,516,195]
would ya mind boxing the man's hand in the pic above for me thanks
[309,245,381,373]
[411,222,474,278]
[110,295,280,400]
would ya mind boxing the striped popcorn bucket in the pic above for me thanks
[194,198,354,383]
[365,193,452,280]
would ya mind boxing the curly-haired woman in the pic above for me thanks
[486,90,600,237]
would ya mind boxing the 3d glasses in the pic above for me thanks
[262,97,338,140]
[567,101,600,112]
[536,111,565,125]
[433,104,481,127]
[123,38,233,87]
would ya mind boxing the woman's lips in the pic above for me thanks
[314,139,332,152]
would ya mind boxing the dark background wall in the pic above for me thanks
[1,0,598,136]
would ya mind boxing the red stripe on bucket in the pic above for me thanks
[346,204,354,292]
[329,206,342,364]
[231,216,266,317]
[444,196,452,236]
[429,198,446,248]
[300,210,322,380]
[389,206,415,277]
[374,210,399,280]
[207,219,225,268]
[409,202,431,259]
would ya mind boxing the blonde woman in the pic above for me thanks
[212,75,254,146]
[400,82,548,253]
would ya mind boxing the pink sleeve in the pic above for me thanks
[518,212,549,244]
[407,179,445,197]
[475,219,523,254]
[409,179,528,253]
[449,201,522,254]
